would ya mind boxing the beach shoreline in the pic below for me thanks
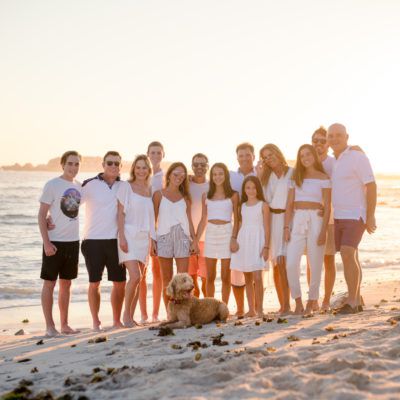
[1,275,400,399]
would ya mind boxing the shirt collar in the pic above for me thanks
[236,167,256,177]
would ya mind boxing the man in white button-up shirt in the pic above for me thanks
[327,123,377,314]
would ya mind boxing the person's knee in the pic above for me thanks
[340,246,356,262]
[43,280,57,289]
[89,281,101,290]
[59,279,72,289]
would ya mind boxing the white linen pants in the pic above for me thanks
[286,209,324,301]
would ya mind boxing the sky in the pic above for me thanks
[1,0,400,173]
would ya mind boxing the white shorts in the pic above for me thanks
[204,222,232,259]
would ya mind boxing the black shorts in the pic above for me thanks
[81,239,126,283]
[41,241,79,281]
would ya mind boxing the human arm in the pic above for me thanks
[38,203,57,256]
[283,188,295,242]
[262,202,271,261]
[117,200,128,253]
[230,192,240,252]
[195,193,208,243]
[186,198,199,254]
[317,186,331,246]
[365,181,377,234]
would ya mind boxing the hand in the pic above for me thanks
[317,231,326,246]
[44,242,57,257]
[284,228,290,243]
[261,247,269,262]
[317,205,324,218]
[366,215,377,234]
[255,159,264,175]
[230,238,239,253]
[119,236,128,253]
[190,241,199,255]
[150,239,157,256]
[46,216,55,231]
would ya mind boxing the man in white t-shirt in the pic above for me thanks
[81,151,126,330]
[327,123,377,314]
[229,143,257,317]
[189,153,209,297]
[38,151,82,337]
[146,141,165,322]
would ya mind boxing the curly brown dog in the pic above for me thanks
[159,273,229,329]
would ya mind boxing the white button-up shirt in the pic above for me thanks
[229,168,256,193]
[331,147,375,222]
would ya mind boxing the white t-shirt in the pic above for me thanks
[81,174,122,240]
[39,177,81,242]
[189,180,209,242]
[151,170,164,194]
[229,168,256,193]
[331,147,375,222]
[322,155,335,177]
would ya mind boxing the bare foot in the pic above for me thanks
[61,325,80,335]
[257,311,267,318]
[112,322,125,329]
[45,326,60,337]
[312,300,320,312]
[93,322,103,332]
[321,301,330,312]
[279,307,292,316]
[293,305,304,316]
[245,310,256,317]
[123,319,138,328]
[152,315,159,323]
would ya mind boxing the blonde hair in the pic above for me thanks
[129,154,152,184]
[259,144,289,186]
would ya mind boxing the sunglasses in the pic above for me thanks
[192,162,208,168]
[105,161,121,167]
[312,138,327,145]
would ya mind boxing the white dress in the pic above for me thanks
[230,201,268,272]
[263,167,293,265]
[116,181,156,264]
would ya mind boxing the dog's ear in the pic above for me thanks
[166,279,176,298]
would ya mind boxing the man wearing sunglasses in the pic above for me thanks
[81,151,126,331]
[189,153,210,297]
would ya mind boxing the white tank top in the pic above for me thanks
[157,196,190,237]
[206,198,233,222]
[290,178,331,204]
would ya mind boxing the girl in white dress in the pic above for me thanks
[231,176,270,317]
[117,155,156,327]
[258,144,292,315]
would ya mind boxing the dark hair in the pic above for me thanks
[191,153,209,164]
[292,144,325,187]
[236,142,254,154]
[207,163,234,199]
[103,151,121,162]
[312,126,327,140]
[60,151,81,166]
[165,162,191,201]
[147,141,165,154]
[238,176,265,222]
[259,144,289,186]
[129,154,152,184]
[240,176,265,204]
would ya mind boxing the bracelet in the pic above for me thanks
[231,236,237,240]
[284,226,289,229]
[263,246,269,249]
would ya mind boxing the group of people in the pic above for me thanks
[38,123,377,337]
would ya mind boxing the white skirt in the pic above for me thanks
[230,225,268,272]
[204,222,232,259]
[118,229,150,264]
[269,213,287,265]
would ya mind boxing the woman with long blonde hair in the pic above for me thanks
[258,144,292,314]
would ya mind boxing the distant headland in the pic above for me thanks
[0,157,172,173]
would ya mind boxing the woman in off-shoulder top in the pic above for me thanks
[284,144,331,316]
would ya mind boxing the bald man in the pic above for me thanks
[327,123,377,314]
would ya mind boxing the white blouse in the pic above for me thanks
[290,178,331,204]
[116,181,156,239]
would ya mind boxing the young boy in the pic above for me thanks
[38,151,82,336]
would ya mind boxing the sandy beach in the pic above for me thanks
[1,270,400,400]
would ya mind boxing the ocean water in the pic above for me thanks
[0,171,399,310]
